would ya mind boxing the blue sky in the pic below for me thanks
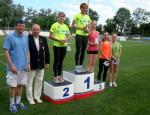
[13,0,150,25]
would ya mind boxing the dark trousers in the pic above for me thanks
[53,46,67,77]
[75,35,88,65]
[97,58,110,81]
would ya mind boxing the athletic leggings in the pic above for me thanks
[97,58,110,81]
[75,35,88,65]
[53,46,67,77]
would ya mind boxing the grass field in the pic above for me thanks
[0,37,150,115]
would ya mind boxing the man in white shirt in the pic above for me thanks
[26,24,50,104]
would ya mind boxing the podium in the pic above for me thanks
[93,80,105,94]
[63,71,94,99]
[43,80,74,104]
[44,71,107,104]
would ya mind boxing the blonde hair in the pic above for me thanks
[91,20,97,25]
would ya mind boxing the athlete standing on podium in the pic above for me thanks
[87,20,99,73]
[97,32,112,82]
[49,12,70,84]
[72,3,91,73]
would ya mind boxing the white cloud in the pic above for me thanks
[13,0,150,25]
[90,3,115,25]
[61,0,150,25]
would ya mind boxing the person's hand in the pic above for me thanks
[60,38,67,44]
[26,63,31,71]
[84,24,89,32]
[10,64,18,74]
[29,31,32,35]
[89,42,96,46]
[44,64,49,69]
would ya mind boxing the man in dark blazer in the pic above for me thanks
[26,24,50,104]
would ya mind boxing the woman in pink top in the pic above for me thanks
[87,20,99,72]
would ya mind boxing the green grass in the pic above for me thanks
[0,37,150,115]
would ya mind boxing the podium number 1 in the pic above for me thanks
[84,77,90,89]
[63,87,69,97]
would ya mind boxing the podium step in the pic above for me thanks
[44,80,74,104]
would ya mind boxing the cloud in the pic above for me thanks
[13,0,150,25]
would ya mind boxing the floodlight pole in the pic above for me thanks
[87,0,90,15]
[138,23,141,43]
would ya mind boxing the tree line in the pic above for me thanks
[0,0,150,36]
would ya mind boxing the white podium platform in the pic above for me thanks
[43,80,74,104]
[93,80,105,94]
[63,71,94,99]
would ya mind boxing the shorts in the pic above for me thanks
[6,70,27,87]
[87,50,98,54]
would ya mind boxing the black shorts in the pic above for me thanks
[87,50,98,54]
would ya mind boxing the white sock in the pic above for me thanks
[9,97,15,106]
[16,96,21,104]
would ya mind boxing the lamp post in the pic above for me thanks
[137,23,140,43]
[87,0,90,15]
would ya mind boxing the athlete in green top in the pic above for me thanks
[73,12,90,36]
[72,3,91,73]
[109,33,122,87]
[49,12,70,83]
[50,21,70,47]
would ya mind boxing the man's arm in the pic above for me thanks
[5,49,17,74]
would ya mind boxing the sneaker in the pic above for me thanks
[28,99,35,105]
[16,102,27,110]
[75,68,82,73]
[113,82,118,87]
[58,76,65,83]
[79,66,87,73]
[35,98,43,103]
[109,82,113,87]
[75,66,83,73]
[53,77,61,84]
[9,104,18,113]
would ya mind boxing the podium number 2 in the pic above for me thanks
[63,87,69,97]
[84,77,90,89]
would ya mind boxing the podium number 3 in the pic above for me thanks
[63,87,69,97]
[84,77,90,89]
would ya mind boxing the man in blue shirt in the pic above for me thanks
[3,19,30,113]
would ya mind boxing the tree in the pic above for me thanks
[114,7,131,35]
[140,23,150,36]
[10,4,25,27]
[89,8,99,21]
[133,8,150,25]
[133,8,150,35]
[25,8,37,28]
[96,24,102,33]
[103,18,116,34]
[0,0,25,28]
[0,0,13,28]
